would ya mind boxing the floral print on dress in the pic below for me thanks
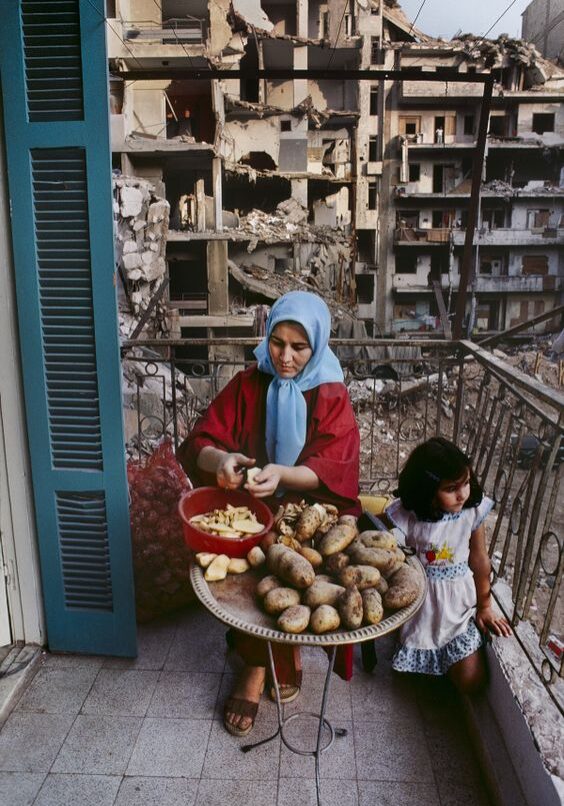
[424,541,455,565]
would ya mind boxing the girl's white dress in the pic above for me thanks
[386,496,494,675]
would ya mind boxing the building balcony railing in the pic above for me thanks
[452,228,563,247]
[121,18,205,44]
[120,337,563,722]
[475,275,563,293]
[107,17,206,58]
[395,226,450,244]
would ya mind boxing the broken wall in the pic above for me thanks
[114,176,170,336]
[266,80,295,109]
[262,4,296,36]
[313,187,351,226]
[308,79,356,111]
[517,103,564,144]
[124,81,169,139]
[222,118,281,165]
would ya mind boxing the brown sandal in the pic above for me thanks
[223,696,260,737]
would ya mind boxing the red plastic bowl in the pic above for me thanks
[179,487,274,559]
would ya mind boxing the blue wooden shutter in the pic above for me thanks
[0,0,136,655]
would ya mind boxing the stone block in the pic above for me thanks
[120,186,143,218]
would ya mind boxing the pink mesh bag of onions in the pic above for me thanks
[127,439,195,622]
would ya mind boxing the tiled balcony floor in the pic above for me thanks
[0,603,492,805]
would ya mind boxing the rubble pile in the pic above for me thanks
[238,197,350,250]
[454,34,544,71]
[113,176,171,337]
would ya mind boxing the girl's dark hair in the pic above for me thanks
[396,437,482,521]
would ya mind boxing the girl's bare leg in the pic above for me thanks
[447,648,487,695]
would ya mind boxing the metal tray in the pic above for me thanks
[190,556,426,647]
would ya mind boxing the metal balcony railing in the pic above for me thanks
[121,337,563,710]
[122,18,205,45]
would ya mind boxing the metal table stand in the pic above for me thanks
[190,559,425,806]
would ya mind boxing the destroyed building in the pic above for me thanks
[107,0,564,352]
[522,0,564,62]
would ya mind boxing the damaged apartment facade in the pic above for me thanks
[107,0,564,348]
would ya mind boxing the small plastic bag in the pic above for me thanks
[127,439,194,622]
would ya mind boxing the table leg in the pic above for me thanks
[242,643,346,806]
[241,641,281,753]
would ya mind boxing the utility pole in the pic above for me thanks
[453,74,494,339]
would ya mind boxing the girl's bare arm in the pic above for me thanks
[469,524,512,637]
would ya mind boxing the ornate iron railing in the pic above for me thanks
[121,337,563,709]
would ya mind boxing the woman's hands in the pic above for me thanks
[198,447,320,498]
[244,464,282,498]
[475,605,512,637]
[245,463,320,498]
[197,447,255,490]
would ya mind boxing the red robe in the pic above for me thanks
[177,365,361,682]
[177,364,361,516]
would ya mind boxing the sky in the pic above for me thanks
[397,0,533,41]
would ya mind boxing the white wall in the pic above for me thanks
[0,101,44,645]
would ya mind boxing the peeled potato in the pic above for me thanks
[232,519,263,534]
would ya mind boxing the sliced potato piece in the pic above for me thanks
[227,558,250,574]
[232,519,264,534]
[195,552,217,568]
[204,554,230,582]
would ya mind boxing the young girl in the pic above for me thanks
[386,437,511,693]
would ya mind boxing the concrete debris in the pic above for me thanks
[231,0,274,33]
[114,176,171,337]
[237,200,349,247]
[228,257,356,320]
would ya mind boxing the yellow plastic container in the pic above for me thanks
[358,494,394,516]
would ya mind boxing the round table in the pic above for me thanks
[190,557,426,806]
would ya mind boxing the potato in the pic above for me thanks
[227,558,250,574]
[338,515,359,530]
[278,604,311,634]
[298,546,323,568]
[302,579,346,608]
[382,548,405,579]
[338,585,363,630]
[375,577,389,596]
[266,544,316,589]
[358,530,397,550]
[362,588,384,625]
[247,546,266,567]
[310,604,340,634]
[279,534,302,551]
[256,574,282,597]
[383,565,422,610]
[338,564,381,591]
[246,466,262,485]
[316,522,358,557]
[295,504,326,541]
[204,554,230,581]
[195,552,217,568]
[263,587,301,614]
[260,531,278,552]
[347,545,400,576]
[324,552,350,575]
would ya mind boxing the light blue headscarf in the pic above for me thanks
[254,291,344,467]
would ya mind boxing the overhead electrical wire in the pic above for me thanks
[326,4,350,69]
[409,0,429,36]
